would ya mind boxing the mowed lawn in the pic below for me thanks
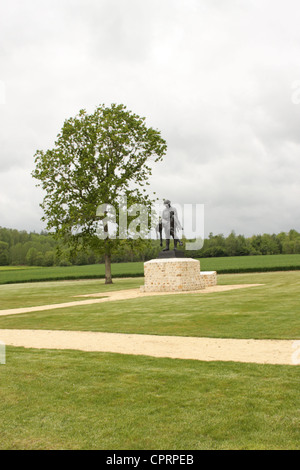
[0,271,299,449]
[0,272,299,340]
[0,347,299,450]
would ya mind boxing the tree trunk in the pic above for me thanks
[104,252,113,284]
[103,214,113,284]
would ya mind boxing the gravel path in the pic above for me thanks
[0,328,297,365]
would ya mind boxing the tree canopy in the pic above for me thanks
[32,103,167,282]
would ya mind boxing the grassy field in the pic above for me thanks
[0,272,299,339]
[0,263,144,284]
[1,254,300,284]
[199,253,300,272]
[0,271,299,449]
[0,347,299,450]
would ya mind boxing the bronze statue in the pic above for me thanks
[156,199,183,251]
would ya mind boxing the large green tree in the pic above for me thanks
[32,103,167,283]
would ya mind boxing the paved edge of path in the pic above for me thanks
[0,329,298,366]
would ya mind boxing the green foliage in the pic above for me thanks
[0,241,9,265]
[0,228,58,267]
[31,103,167,282]
[2,225,300,268]
[190,229,300,258]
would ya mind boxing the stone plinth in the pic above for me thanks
[200,271,217,288]
[141,258,204,292]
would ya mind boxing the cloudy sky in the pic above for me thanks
[1,0,300,238]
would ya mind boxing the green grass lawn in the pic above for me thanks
[0,263,144,284]
[198,253,300,272]
[0,347,299,450]
[1,254,300,284]
[0,277,143,310]
[0,270,299,449]
[0,272,299,340]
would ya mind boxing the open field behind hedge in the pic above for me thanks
[1,254,300,285]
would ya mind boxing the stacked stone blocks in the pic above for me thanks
[140,258,217,292]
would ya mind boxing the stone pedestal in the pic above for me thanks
[140,258,217,293]
[200,271,217,288]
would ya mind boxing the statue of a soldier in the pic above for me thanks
[156,199,183,251]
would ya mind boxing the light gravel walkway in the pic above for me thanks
[0,329,297,365]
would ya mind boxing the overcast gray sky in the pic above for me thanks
[1,0,300,238]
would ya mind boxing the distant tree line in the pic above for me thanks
[188,229,300,258]
[1,226,300,266]
[0,227,160,266]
